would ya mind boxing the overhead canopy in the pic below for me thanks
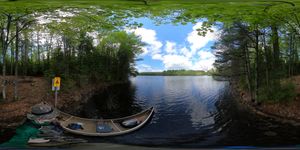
[0,0,300,28]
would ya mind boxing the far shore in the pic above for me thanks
[138,70,213,76]
[137,74,212,76]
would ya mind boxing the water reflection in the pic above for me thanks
[81,82,143,119]
[80,76,230,145]
[79,76,300,147]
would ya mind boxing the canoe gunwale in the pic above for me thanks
[57,107,154,122]
[57,107,154,137]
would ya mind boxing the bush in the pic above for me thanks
[258,81,296,103]
[275,81,296,102]
[239,77,249,90]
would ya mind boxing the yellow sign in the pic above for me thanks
[53,77,61,87]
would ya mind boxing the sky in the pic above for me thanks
[37,11,219,72]
[127,18,219,72]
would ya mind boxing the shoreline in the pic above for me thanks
[1,75,300,129]
[230,78,300,126]
[137,74,212,76]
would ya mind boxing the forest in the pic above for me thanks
[0,1,147,101]
[0,0,300,104]
[212,5,300,103]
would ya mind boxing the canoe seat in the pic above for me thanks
[67,123,83,130]
[121,118,140,128]
[96,122,113,133]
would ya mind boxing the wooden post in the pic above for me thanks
[55,89,58,108]
[52,77,61,108]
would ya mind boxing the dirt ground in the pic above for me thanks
[237,75,300,123]
[0,76,49,129]
[0,76,107,130]
[259,76,300,120]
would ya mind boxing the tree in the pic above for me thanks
[0,10,35,100]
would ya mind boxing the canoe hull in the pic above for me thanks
[57,107,154,137]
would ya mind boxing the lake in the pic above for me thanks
[79,76,300,148]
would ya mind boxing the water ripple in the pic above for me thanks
[81,76,300,147]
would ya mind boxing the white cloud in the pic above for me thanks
[159,50,215,71]
[128,27,163,56]
[192,58,215,71]
[165,41,177,54]
[198,50,214,60]
[179,47,192,58]
[193,50,215,71]
[137,64,152,72]
[186,22,218,55]
[152,54,163,60]
[141,47,149,56]
[161,54,192,70]
[137,64,162,72]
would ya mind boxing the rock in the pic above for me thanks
[31,102,52,115]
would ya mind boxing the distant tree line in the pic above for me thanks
[139,70,213,76]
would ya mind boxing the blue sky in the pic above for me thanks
[127,18,219,72]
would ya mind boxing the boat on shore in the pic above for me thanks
[56,107,154,137]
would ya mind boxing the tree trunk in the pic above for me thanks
[244,44,253,100]
[263,30,270,94]
[294,37,299,74]
[46,39,49,70]
[255,29,260,102]
[63,36,70,77]
[37,30,40,73]
[30,33,34,62]
[10,40,14,75]
[23,31,29,75]
[14,22,19,100]
[1,28,5,101]
[288,33,292,77]
[2,15,12,101]
[48,34,53,67]
[291,33,296,76]
[271,25,280,67]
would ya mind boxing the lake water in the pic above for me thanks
[79,76,300,148]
